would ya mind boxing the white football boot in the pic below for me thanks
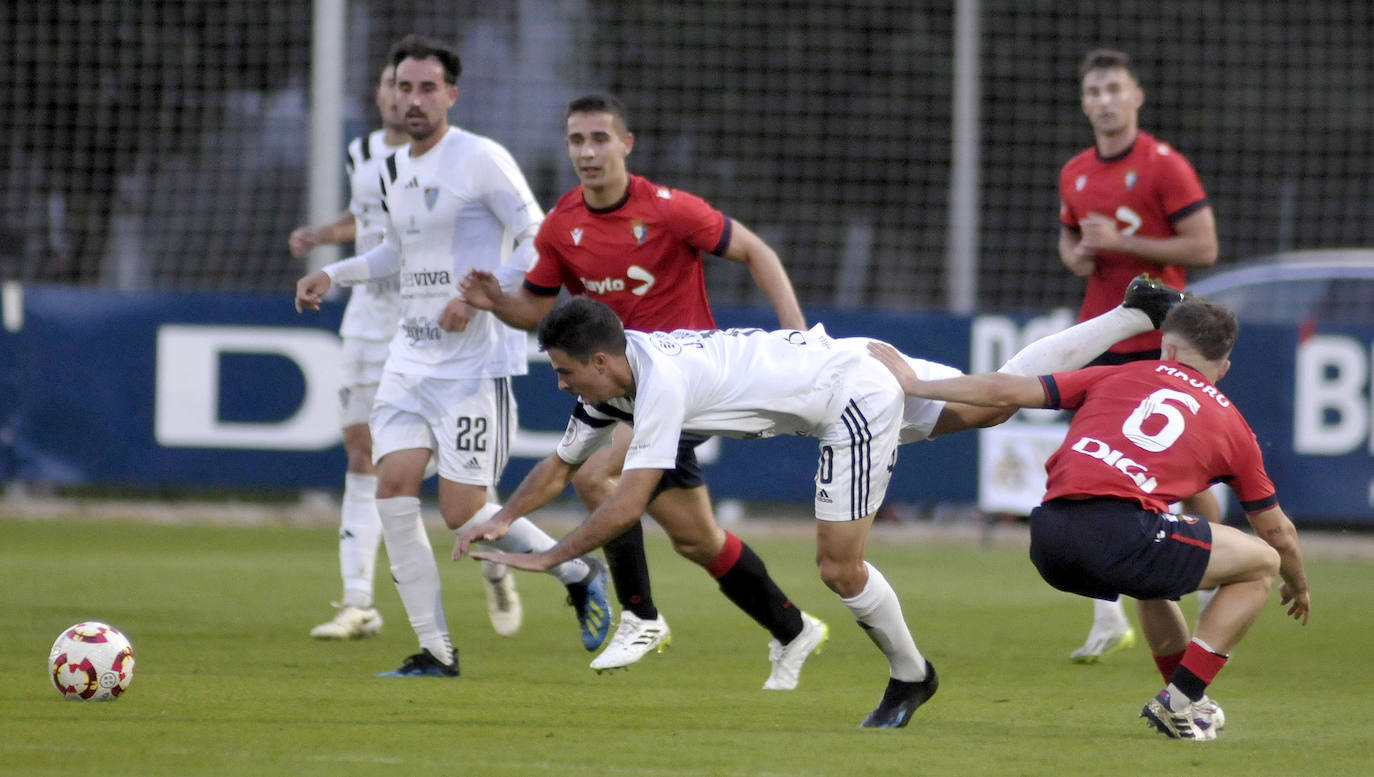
[482,572,522,637]
[310,603,383,640]
[590,611,672,673]
[763,612,829,690]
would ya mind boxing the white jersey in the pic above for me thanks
[558,325,900,472]
[325,126,543,379]
[338,130,404,341]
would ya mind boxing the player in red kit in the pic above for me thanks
[461,93,818,681]
[1057,49,1222,661]
[871,298,1310,740]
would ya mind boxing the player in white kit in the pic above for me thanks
[288,59,407,641]
[295,36,610,677]
[455,279,1184,725]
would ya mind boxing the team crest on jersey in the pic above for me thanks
[1075,175,1087,191]
[1124,170,1138,190]
[424,187,440,210]
[649,331,682,355]
[571,227,584,246]
[630,220,647,244]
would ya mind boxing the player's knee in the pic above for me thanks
[1256,544,1281,585]
[672,530,723,567]
[344,448,373,474]
[815,556,864,597]
[374,474,409,499]
[571,470,614,509]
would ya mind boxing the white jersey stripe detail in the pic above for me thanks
[841,400,873,520]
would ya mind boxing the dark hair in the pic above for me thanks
[566,93,630,136]
[1162,299,1238,361]
[536,297,627,362]
[1079,48,1136,81]
[389,35,461,84]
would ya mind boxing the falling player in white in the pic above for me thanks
[288,57,406,642]
[295,35,611,677]
[455,281,1179,725]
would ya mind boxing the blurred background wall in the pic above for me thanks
[3,1,1369,311]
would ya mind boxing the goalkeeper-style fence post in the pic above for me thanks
[306,0,346,275]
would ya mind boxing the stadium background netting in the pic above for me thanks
[2,1,1370,312]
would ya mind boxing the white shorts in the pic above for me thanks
[897,357,963,444]
[370,370,516,486]
[814,366,905,522]
[338,337,389,429]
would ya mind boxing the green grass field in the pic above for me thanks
[1,515,1370,777]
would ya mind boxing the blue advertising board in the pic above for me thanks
[2,284,1371,525]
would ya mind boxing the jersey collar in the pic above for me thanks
[584,183,633,215]
[1095,133,1139,164]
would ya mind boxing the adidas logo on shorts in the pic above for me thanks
[817,489,832,504]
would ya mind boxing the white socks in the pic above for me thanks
[840,562,927,682]
[998,306,1152,376]
[375,496,451,661]
[1196,586,1219,614]
[1093,596,1130,631]
[339,472,383,609]
[454,503,591,586]
[480,559,509,582]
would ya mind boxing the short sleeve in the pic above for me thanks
[660,188,729,256]
[1151,143,1208,222]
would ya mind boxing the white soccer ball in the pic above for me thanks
[48,621,136,701]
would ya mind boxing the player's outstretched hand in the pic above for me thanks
[468,549,553,573]
[295,270,332,312]
[458,269,503,310]
[453,517,512,560]
[1279,582,1311,625]
[867,341,921,395]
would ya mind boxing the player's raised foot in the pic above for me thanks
[375,648,460,678]
[860,661,939,729]
[1141,689,1218,740]
[590,611,672,673]
[1193,695,1226,732]
[1069,623,1136,664]
[1123,274,1188,329]
[566,556,614,651]
[482,572,522,637]
[762,612,828,690]
[309,603,383,640]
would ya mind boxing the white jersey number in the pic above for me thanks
[1121,388,1200,452]
[1115,205,1142,236]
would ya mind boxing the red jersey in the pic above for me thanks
[527,174,729,331]
[1058,130,1208,353]
[1038,360,1277,515]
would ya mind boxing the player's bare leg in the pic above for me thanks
[373,447,458,675]
[1182,488,1223,613]
[311,422,384,640]
[575,426,670,669]
[441,479,610,652]
[640,486,814,685]
[817,516,936,727]
[1142,526,1279,739]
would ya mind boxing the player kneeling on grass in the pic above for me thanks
[454,278,1181,728]
[868,298,1311,740]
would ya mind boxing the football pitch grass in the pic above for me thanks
[2,515,1370,777]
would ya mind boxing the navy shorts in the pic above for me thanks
[649,432,708,500]
[1028,497,1212,601]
